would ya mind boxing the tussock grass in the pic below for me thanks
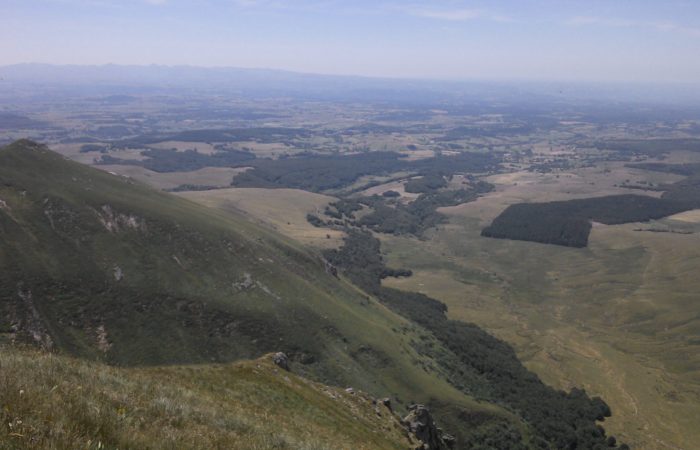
[0,346,412,450]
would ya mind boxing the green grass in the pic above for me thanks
[380,180,700,450]
[0,345,415,450]
[0,140,527,448]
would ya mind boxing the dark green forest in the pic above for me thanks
[598,138,700,156]
[109,127,311,147]
[316,181,494,237]
[232,151,406,191]
[324,230,627,450]
[100,147,255,172]
[357,184,493,236]
[233,150,499,193]
[404,173,448,193]
[482,194,692,247]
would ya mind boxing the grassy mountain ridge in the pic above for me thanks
[0,346,416,450]
[1,139,345,365]
[0,140,530,448]
[0,140,424,384]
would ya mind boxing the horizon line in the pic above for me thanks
[2,62,700,87]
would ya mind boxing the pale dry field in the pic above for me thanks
[178,187,344,249]
[398,148,435,160]
[50,143,150,164]
[382,162,700,450]
[96,165,249,190]
[667,209,700,223]
[340,171,414,195]
[235,141,296,158]
[149,141,218,154]
[359,179,422,201]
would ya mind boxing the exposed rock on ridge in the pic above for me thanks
[403,404,456,450]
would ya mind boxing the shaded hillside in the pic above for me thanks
[481,194,691,247]
[0,140,530,449]
[1,140,366,368]
[0,141,430,385]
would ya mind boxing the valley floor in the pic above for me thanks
[382,167,700,450]
[170,159,700,449]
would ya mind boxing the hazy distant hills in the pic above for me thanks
[3,63,699,104]
[0,63,471,102]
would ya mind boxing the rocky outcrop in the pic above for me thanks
[96,204,146,233]
[95,324,112,353]
[233,272,254,291]
[272,352,290,371]
[113,265,124,281]
[13,286,54,351]
[403,404,455,450]
[380,397,392,412]
[323,259,338,278]
[0,197,18,221]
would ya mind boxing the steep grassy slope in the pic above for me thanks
[178,187,344,250]
[323,230,624,450]
[0,346,415,450]
[0,140,524,448]
[2,139,356,367]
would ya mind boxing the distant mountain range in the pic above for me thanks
[2,63,699,104]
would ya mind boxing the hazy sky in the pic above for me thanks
[3,0,700,83]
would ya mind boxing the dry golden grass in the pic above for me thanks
[149,141,218,154]
[667,209,700,223]
[380,162,700,450]
[359,180,421,202]
[235,142,297,158]
[0,346,415,450]
[96,165,249,190]
[178,187,345,249]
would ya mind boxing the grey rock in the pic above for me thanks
[403,404,454,450]
[324,259,338,278]
[113,265,123,281]
[272,352,290,371]
[442,434,456,449]
[380,397,392,412]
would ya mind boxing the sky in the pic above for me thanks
[2,0,700,83]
